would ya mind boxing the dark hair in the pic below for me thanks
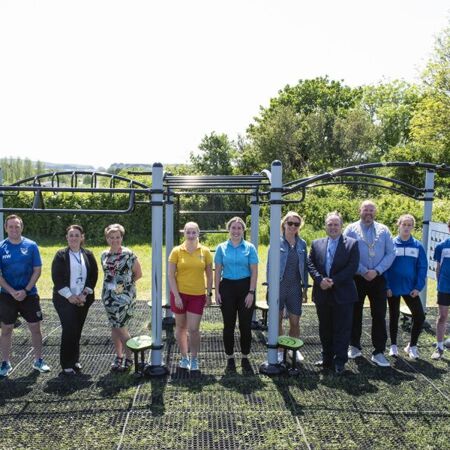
[66,224,84,234]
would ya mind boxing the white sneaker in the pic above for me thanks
[288,349,304,362]
[277,352,284,363]
[371,353,390,367]
[389,345,398,357]
[348,346,362,359]
[404,344,419,360]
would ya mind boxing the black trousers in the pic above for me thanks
[219,277,254,356]
[388,295,425,346]
[316,298,354,366]
[53,296,94,369]
[351,276,387,354]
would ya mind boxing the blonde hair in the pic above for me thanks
[184,221,200,234]
[104,223,125,237]
[281,211,304,234]
[226,216,246,231]
[397,214,416,227]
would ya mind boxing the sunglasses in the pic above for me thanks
[286,221,300,227]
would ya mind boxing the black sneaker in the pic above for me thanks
[226,358,236,372]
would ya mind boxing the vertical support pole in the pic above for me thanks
[0,168,4,241]
[163,187,175,324]
[146,162,168,376]
[420,170,435,310]
[260,161,284,375]
[250,185,260,326]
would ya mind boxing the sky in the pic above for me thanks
[0,0,449,169]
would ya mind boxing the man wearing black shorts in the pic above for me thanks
[0,215,50,377]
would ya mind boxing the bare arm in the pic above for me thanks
[168,262,183,309]
[132,258,142,282]
[215,263,222,305]
[245,263,258,308]
[205,263,213,306]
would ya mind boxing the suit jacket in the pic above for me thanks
[307,234,359,305]
[51,247,98,301]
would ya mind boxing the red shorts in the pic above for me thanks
[170,291,206,315]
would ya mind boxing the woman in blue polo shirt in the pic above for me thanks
[215,217,259,371]
[385,214,427,359]
[431,218,450,360]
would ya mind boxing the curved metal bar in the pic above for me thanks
[284,161,450,195]
[303,181,424,200]
[11,170,150,189]
[0,191,138,214]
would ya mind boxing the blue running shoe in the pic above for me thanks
[32,358,51,373]
[179,356,190,369]
[0,361,12,377]
[190,357,199,371]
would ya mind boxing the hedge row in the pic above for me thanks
[3,187,450,245]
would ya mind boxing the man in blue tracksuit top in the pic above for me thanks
[431,218,450,360]
[385,214,427,359]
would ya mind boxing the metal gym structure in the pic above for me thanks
[0,160,449,377]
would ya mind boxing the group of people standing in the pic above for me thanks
[0,203,449,378]
[308,201,447,373]
[168,204,448,374]
[0,215,142,377]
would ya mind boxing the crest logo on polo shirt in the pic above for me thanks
[20,247,29,255]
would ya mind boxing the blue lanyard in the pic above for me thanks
[70,250,82,265]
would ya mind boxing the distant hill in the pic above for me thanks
[43,162,96,171]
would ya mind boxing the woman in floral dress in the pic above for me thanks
[101,223,142,371]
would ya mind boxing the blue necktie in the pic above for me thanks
[326,240,336,276]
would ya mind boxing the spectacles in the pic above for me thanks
[286,221,300,227]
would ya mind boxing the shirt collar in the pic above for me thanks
[180,242,201,251]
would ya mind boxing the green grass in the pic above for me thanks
[37,243,439,306]
[37,243,270,301]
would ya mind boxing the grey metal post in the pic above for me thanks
[250,186,260,324]
[0,168,4,240]
[420,170,435,310]
[147,162,168,376]
[164,188,175,322]
[259,161,283,375]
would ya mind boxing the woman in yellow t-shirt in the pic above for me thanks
[168,222,213,371]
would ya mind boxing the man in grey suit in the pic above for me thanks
[307,212,360,374]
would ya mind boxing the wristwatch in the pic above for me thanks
[248,290,255,296]
[24,288,31,295]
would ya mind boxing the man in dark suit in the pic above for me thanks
[307,212,360,374]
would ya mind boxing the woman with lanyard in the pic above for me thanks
[214,217,259,371]
[268,211,308,363]
[385,214,427,359]
[52,224,98,376]
[168,222,213,371]
[101,223,142,372]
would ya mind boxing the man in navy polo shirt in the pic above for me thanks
[0,214,50,377]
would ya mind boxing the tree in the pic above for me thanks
[410,24,450,166]
[189,132,235,175]
[246,77,371,179]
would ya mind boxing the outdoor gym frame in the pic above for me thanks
[1,160,449,377]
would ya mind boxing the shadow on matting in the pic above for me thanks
[0,301,449,449]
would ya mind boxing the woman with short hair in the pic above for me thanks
[101,223,142,371]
